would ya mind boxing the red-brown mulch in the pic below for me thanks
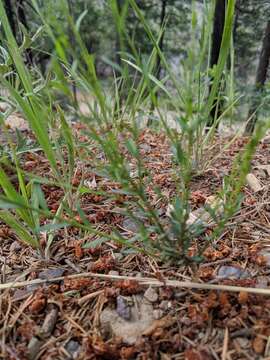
[1,127,270,359]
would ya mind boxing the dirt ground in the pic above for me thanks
[1,118,270,360]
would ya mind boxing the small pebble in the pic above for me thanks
[159,300,169,310]
[217,265,250,280]
[153,309,163,320]
[235,337,249,349]
[113,253,123,261]
[108,270,119,276]
[65,339,80,357]
[122,218,138,233]
[116,296,132,320]
[144,287,158,303]
[10,241,22,252]
[39,268,65,280]
[256,276,268,288]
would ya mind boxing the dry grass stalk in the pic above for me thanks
[0,272,270,296]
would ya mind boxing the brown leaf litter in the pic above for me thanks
[1,127,270,359]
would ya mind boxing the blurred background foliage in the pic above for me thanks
[2,0,270,123]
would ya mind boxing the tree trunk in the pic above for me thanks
[17,0,33,64]
[233,5,239,43]
[207,0,226,129]
[3,0,16,37]
[245,21,270,134]
[148,0,167,118]
[67,0,78,108]
[156,0,167,81]
[114,0,127,117]
[115,0,124,76]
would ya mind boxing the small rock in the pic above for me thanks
[144,287,158,303]
[1,264,12,275]
[159,300,169,310]
[217,265,250,280]
[261,135,270,144]
[116,296,132,320]
[5,115,29,131]
[257,165,270,177]
[83,177,97,190]
[246,173,262,192]
[252,231,262,241]
[256,169,267,179]
[27,283,41,292]
[153,309,163,320]
[235,337,249,349]
[175,291,188,300]
[139,143,152,153]
[108,270,119,276]
[100,295,155,345]
[13,288,32,301]
[256,276,268,288]
[65,339,81,358]
[10,241,22,252]
[39,268,65,280]
[258,249,270,267]
[28,338,42,360]
[122,218,139,233]
[113,253,123,261]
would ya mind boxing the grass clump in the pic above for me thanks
[0,0,269,264]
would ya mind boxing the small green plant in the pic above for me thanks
[0,0,269,264]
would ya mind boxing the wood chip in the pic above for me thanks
[246,173,262,192]
[142,315,175,336]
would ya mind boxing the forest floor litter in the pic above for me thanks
[1,119,270,360]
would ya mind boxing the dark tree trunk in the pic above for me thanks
[156,0,167,81]
[3,0,16,37]
[67,0,78,108]
[17,0,28,33]
[245,21,270,134]
[233,5,239,43]
[115,0,124,76]
[210,0,226,68]
[114,0,127,116]
[207,0,226,128]
[17,0,33,64]
[148,0,167,118]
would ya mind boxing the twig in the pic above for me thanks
[222,328,229,360]
[78,289,104,306]
[1,272,270,296]
[247,219,270,235]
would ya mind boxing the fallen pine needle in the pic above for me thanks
[0,272,270,296]
[222,328,229,360]
[78,289,104,305]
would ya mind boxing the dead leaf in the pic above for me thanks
[185,348,211,360]
[63,278,92,291]
[28,298,46,314]
[90,255,116,272]
[120,346,137,360]
[17,321,36,341]
[238,291,248,305]
[253,336,265,354]
[115,280,141,295]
